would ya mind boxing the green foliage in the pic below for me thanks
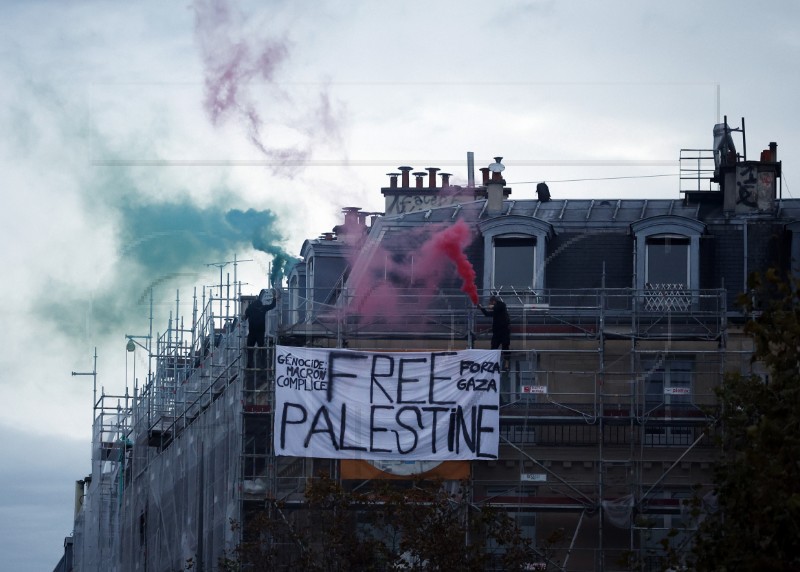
[691,270,800,571]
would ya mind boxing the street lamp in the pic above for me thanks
[125,335,152,389]
[125,335,150,353]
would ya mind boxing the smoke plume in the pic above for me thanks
[346,220,478,325]
[38,178,296,340]
[193,0,343,168]
[421,219,478,304]
[225,208,299,286]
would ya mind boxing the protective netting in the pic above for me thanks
[72,293,281,571]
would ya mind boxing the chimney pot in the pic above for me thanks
[413,172,426,189]
[439,172,452,187]
[342,206,361,227]
[489,157,505,182]
[479,167,490,185]
[398,166,413,188]
[386,172,400,188]
[425,167,440,188]
[769,141,778,162]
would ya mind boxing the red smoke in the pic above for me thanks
[192,0,342,169]
[422,219,478,304]
[193,0,288,155]
[345,221,478,325]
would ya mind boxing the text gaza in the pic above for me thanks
[457,359,499,391]
[456,360,500,393]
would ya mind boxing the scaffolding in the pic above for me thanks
[71,283,740,571]
[284,285,733,571]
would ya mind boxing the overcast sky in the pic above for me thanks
[2,1,798,569]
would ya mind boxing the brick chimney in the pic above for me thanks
[486,157,506,215]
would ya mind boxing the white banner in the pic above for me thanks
[274,346,500,460]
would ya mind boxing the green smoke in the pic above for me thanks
[224,208,299,287]
[11,68,299,342]
[40,197,297,339]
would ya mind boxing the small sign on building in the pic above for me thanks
[521,385,547,394]
[520,473,547,482]
[664,386,691,395]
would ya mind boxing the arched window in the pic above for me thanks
[645,234,690,289]
[493,236,537,290]
[631,216,705,310]
[479,216,553,297]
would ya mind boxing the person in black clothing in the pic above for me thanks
[244,288,279,368]
[477,295,511,369]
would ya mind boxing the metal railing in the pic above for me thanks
[279,287,727,343]
[679,148,718,193]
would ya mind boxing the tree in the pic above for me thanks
[223,474,558,571]
[691,270,800,570]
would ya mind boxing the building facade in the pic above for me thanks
[66,120,795,570]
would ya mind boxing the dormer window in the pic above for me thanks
[632,216,705,311]
[493,237,536,291]
[479,216,554,297]
[645,235,690,289]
